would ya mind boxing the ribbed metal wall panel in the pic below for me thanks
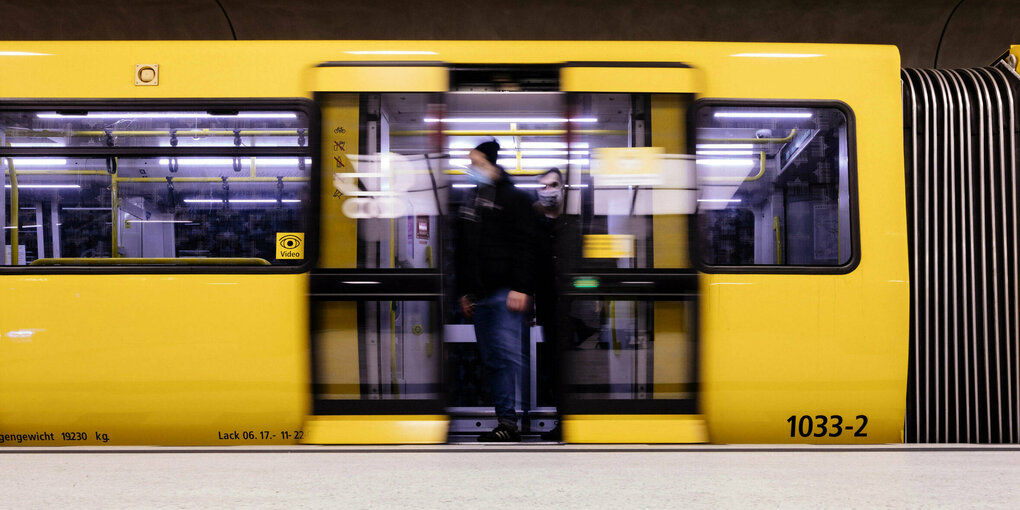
[902,62,1020,443]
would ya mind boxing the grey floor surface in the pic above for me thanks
[2,445,1019,509]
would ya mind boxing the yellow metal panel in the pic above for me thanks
[0,41,897,100]
[0,40,912,445]
[563,415,708,443]
[302,415,449,444]
[311,66,447,92]
[0,274,309,445]
[314,302,360,399]
[562,66,702,93]
[650,94,689,268]
[698,46,909,443]
[315,94,362,400]
[319,93,359,268]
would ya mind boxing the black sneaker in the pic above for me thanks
[478,422,521,442]
[540,423,561,441]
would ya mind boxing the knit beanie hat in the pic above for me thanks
[474,141,500,165]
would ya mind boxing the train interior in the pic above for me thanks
[0,109,314,266]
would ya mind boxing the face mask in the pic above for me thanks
[465,165,494,186]
[537,189,563,208]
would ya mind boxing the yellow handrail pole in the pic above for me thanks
[510,122,522,174]
[111,159,118,258]
[700,128,797,144]
[700,151,767,183]
[773,216,783,264]
[389,215,398,395]
[29,257,271,266]
[6,157,18,265]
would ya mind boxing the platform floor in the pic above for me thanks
[2,445,1019,508]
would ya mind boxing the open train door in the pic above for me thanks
[557,63,707,442]
[303,62,450,443]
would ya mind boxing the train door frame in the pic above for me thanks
[304,61,450,444]
[556,62,707,443]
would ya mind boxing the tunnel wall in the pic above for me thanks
[0,0,1016,68]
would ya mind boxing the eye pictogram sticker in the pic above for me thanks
[276,232,305,260]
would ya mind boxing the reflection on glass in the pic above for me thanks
[562,300,695,400]
[568,94,695,270]
[314,301,441,401]
[343,94,445,270]
[2,156,311,265]
[695,105,852,266]
[2,107,313,266]
[0,110,308,148]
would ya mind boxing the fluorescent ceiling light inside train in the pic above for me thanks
[183,199,301,203]
[731,53,823,58]
[450,158,589,166]
[425,117,597,123]
[5,184,81,188]
[129,220,194,224]
[9,142,64,147]
[9,158,68,166]
[697,198,742,203]
[447,150,588,156]
[344,50,438,55]
[697,143,753,149]
[447,142,589,149]
[36,113,297,119]
[714,112,812,119]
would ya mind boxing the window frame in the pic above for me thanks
[0,98,320,275]
[689,98,861,275]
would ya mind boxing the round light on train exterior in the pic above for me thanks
[135,64,158,86]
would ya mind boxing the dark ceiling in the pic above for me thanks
[0,0,1016,68]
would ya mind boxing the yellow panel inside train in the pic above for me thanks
[0,40,915,445]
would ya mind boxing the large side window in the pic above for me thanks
[1,103,315,269]
[693,102,857,270]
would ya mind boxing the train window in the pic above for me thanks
[0,109,308,148]
[312,92,446,413]
[558,92,698,415]
[325,93,445,270]
[693,102,857,270]
[562,300,696,402]
[567,93,696,270]
[1,104,315,269]
[313,300,441,403]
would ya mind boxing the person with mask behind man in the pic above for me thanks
[532,167,579,441]
[455,140,536,442]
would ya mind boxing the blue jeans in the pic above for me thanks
[473,288,527,426]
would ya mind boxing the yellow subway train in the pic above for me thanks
[0,41,1017,445]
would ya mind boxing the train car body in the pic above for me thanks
[0,40,922,445]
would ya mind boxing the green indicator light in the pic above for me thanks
[573,277,599,289]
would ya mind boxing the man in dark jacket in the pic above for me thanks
[455,140,536,442]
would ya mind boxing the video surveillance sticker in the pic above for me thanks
[276,232,305,260]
